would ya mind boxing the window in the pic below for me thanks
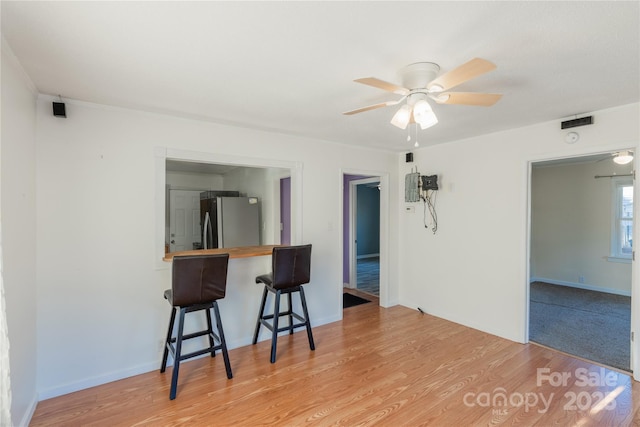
[610,177,633,261]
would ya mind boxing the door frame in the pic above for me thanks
[277,176,292,245]
[341,169,389,308]
[524,148,638,378]
[349,177,381,290]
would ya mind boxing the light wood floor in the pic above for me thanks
[31,301,640,426]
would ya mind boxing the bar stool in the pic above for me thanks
[160,253,232,400]
[252,244,314,363]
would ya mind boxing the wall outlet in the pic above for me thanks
[578,275,585,284]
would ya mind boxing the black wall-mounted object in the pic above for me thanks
[561,116,592,129]
[52,102,66,118]
[406,153,414,163]
[421,175,438,191]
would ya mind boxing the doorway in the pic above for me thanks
[343,175,381,305]
[528,151,633,371]
[352,178,380,296]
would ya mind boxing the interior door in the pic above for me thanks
[169,190,202,252]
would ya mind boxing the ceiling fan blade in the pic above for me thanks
[433,92,502,106]
[354,77,410,96]
[343,97,406,115]
[427,58,497,92]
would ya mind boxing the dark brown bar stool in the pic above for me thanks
[160,254,232,400]
[252,244,314,363]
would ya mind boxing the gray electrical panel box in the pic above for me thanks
[405,172,420,202]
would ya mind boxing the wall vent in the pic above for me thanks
[561,116,593,129]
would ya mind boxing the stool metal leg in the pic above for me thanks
[298,286,315,351]
[205,307,216,358]
[270,289,281,363]
[212,301,233,379]
[170,307,187,400]
[252,286,268,344]
[287,292,294,335]
[160,307,177,373]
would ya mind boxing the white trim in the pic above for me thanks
[155,147,303,269]
[610,176,634,260]
[349,177,380,291]
[530,277,632,297]
[271,172,291,246]
[154,147,169,270]
[38,360,159,401]
[632,160,639,382]
[17,395,37,427]
[37,308,340,401]
[341,171,389,308]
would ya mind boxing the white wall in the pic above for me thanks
[166,170,223,190]
[531,160,633,295]
[1,39,39,426]
[34,96,399,398]
[399,103,639,344]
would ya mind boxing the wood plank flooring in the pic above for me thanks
[31,302,640,426]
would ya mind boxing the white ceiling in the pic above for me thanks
[2,1,638,152]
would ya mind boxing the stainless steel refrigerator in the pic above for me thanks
[200,195,260,249]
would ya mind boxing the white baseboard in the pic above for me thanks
[530,277,631,297]
[17,393,38,427]
[37,361,159,401]
[37,313,342,401]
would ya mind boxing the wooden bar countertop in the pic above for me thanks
[163,245,278,262]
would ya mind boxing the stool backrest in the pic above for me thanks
[172,254,229,306]
[271,244,312,289]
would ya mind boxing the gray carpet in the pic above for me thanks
[529,281,631,371]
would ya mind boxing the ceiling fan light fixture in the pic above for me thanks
[391,104,412,129]
[413,100,438,130]
[435,93,450,103]
[613,151,634,165]
[429,83,444,93]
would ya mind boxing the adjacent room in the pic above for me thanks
[342,174,381,309]
[529,152,633,372]
[1,1,639,426]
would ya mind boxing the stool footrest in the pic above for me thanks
[166,332,223,361]
[259,318,308,334]
[160,301,233,400]
[252,283,315,363]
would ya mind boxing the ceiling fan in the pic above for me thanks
[343,58,502,130]
[596,151,635,165]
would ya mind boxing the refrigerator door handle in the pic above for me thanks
[203,211,212,249]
